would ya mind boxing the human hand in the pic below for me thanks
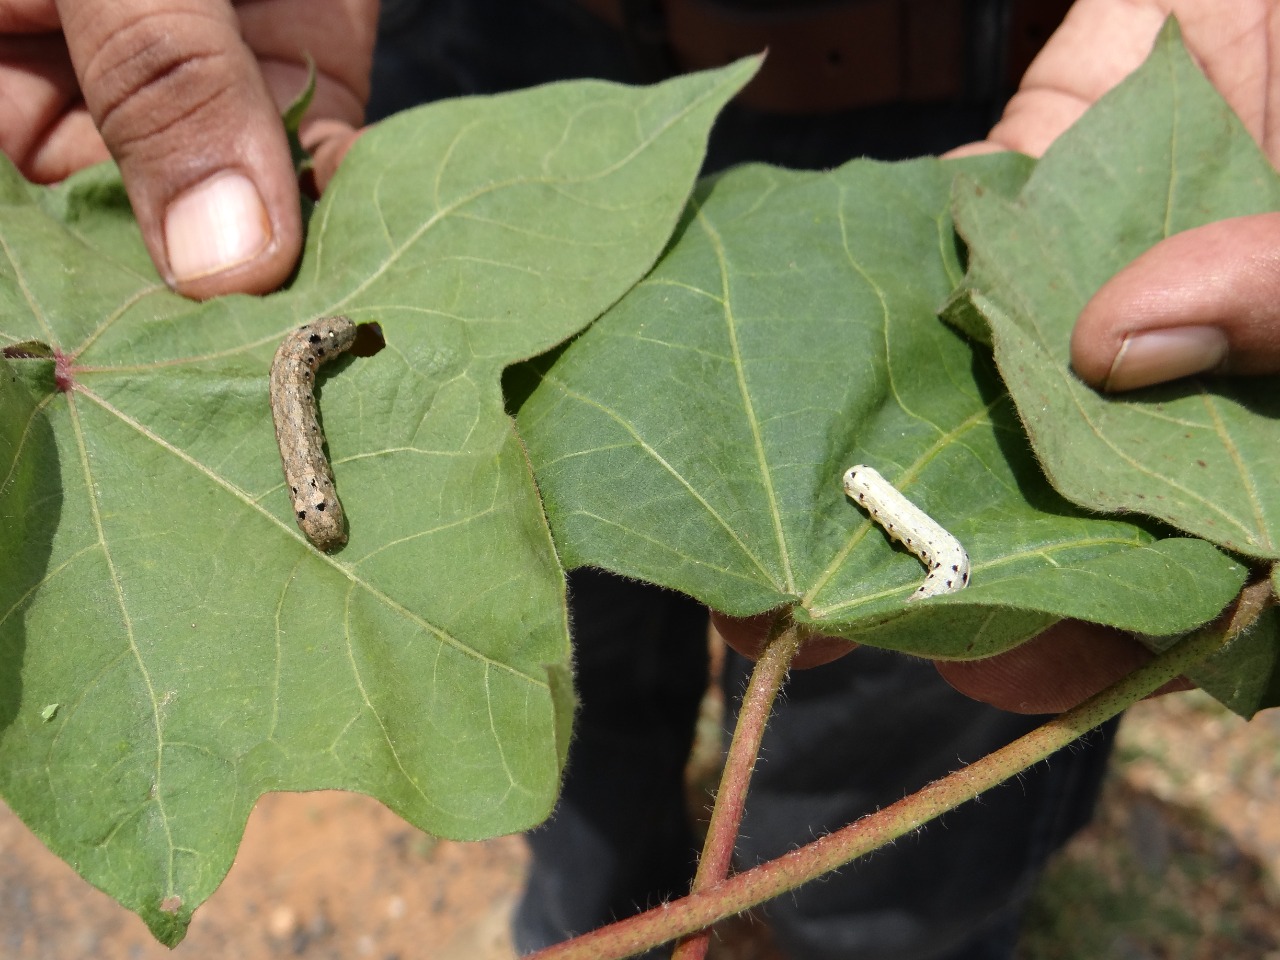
[933,0,1279,710]
[712,610,1202,715]
[717,1,1278,711]
[0,0,376,299]
[711,610,1191,712]
[956,0,1280,390]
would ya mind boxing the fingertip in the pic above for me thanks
[157,167,301,300]
[1072,213,1280,391]
[709,609,855,670]
[302,119,364,194]
[163,172,268,283]
[1097,325,1229,393]
[942,140,1006,159]
[1069,282,1129,389]
[935,622,1154,714]
[22,110,112,182]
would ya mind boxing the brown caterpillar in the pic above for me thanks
[269,316,357,551]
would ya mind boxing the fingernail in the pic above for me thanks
[1104,326,1229,392]
[164,172,271,283]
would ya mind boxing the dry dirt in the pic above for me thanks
[1,686,1277,960]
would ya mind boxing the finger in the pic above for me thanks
[0,0,61,31]
[301,118,363,194]
[236,0,374,194]
[934,621,1190,714]
[23,105,108,179]
[54,0,301,298]
[1072,213,1280,391]
[709,610,855,670]
[0,32,110,178]
[236,0,373,123]
[941,141,1005,159]
[982,0,1167,157]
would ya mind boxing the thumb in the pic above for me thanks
[1072,213,1280,391]
[55,0,300,299]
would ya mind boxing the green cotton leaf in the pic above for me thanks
[282,56,317,179]
[514,155,1247,668]
[1176,606,1280,719]
[946,18,1280,562]
[0,60,754,945]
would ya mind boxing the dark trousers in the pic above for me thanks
[366,4,1116,957]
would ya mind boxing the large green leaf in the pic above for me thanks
[946,20,1280,561]
[514,155,1246,665]
[0,61,754,944]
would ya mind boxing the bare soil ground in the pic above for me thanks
[1,687,1277,960]
[1017,690,1280,960]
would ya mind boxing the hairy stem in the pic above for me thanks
[527,583,1265,960]
[671,618,805,960]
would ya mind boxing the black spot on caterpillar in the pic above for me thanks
[270,316,358,551]
[842,465,971,601]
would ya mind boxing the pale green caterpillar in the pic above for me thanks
[843,465,970,600]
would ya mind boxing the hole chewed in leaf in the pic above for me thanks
[3,340,54,360]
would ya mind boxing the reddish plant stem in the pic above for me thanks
[526,582,1266,960]
[670,618,805,960]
